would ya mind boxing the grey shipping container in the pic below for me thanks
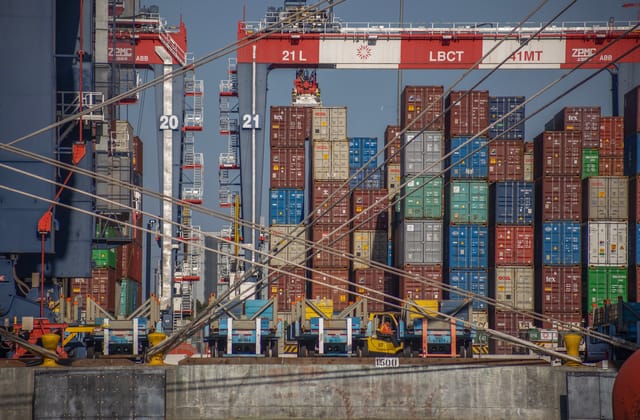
[402,131,443,176]
[311,107,347,141]
[269,225,307,267]
[492,266,534,311]
[312,141,349,180]
[583,176,628,221]
[397,220,443,265]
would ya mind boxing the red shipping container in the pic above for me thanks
[384,272,399,307]
[539,311,583,329]
[401,86,444,131]
[445,90,489,137]
[269,106,310,148]
[487,140,524,182]
[598,156,624,176]
[524,141,534,153]
[268,267,307,311]
[549,106,601,148]
[270,147,305,189]
[537,266,582,314]
[599,116,624,157]
[384,125,402,164]
[309,269,352,312]
[70,268,117,312]
[311,180,351,224]
[310,224,351,268]
[351,189,389,230]
[132,136,143,174]
[536,176,582,221]
[534,131,582,177]
[624,86,640,139]
[492,226,534,265]
[115,243,143,283]
[353,269,386,312]
[490,310,534,355]
[630,266,640,302]
[399,264,443,301]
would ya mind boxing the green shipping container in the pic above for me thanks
[448,180,488,223]
[118,278,139,317]
[402,176,443,219]
[582,149,599,179]
[92,249,116,269]
[585,267,627,311]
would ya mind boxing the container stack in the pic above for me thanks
[267,106,309,311]
[535,119,583,330]
[444,90,490,319]
[395,86,445,306]
[309,106,352,311]
[625,86,640,302]
[70,249,118,312]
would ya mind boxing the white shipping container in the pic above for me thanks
[586,222,628,266]
[312,141,349,180]
[402,131,443,176]
[352,230,388,270]
[386,164,401,196]
[311,107,347,141]
[493,267,534,311]
[584,176,628,220]
[269,224,307,267]
[397,220,443,265]
[523,151,534,182]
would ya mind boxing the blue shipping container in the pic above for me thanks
[624,133,640,176]
[489,96,525,140]
[448,224,488,269]
[349,168,382,189]
[447,269,488,310]
[349,137,378,169]
[448,136,489,178]
[541,222,581,265]
[269,188,304,225]
[491,181,534,225]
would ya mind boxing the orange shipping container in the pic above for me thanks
[492,226,534,266]
[399,264,443,301]
[116,243,143,283]
[352,269,386,312]
[70,267,117,312]
[268,267,307,311]
[487,140,524,182]
[310,269,351,312]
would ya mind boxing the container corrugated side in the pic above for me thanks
[585,267,628,311]
[540,221,581,265]
[312,141,349,180]
[70,268,117,312]
[270,106,309,148]
[386,164,401,196]
[546,106,601,148]
[624,133,640,176]
[447,269,488,310]
[399,264,443,301]
[311,106,347,141]
[310,224,350,268]
[492,266,534,311]
[523,148,534,182]
[447,136,489,178]
[349,137,378,169]
[402,131,443,176]
[401,176,443,219]
[385,125,402,164]
[487,140,524,182]
[268,225,307,267]
[582,149,599,179]
[600,116,624,157]
[537,266,582,314]
[397,220,443,266]
[584,222,628,266]
[115,243,143,283]
[492,225,534,266]
[534,131,582,177]
[268,267,306,312]
[352,230,388,270]
[488,96,526,140]
[536,176,582,221]
[599,156,624,176]
[583,176,628,221]
[447,224,488,269]
[489,310,535,354]
[351,189,389,230]
[539,312,583,329]
[401,85,445,131]
[309,269,351,312]
[92,248,116,269]
[311,180,350,224]
[270,148,305,189]
[349,167,382,190]
[352,269,386,312]
[491,181,534,225]
[447,180,488,224]
[269,188,305,225]
[445,90,489,137]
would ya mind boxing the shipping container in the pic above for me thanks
[583,222,628,266]
[540,222,581,265]
[598,156,624,176]
[447,136,489,178]
[401,85,445,131]
[384,125,402,164]
[69,268,118,312]
[117,278,139,317]
[447,224,488,269]
[349,167,383,189]
[599,116,624,157]
[269,188,305,225]
[386,164,401,196]
[583,176,628,220]
[396,220,443,266]
[115,243,143,283]
[132,136,143,174]
[534,131,582,177]
[310,224,350,268]
[631,176,640,223]
[270,106,310,148]
[582,149,599,179]
[489,310,535,354]
[92,248,116,269]
[488,96,526,140]
[309,269,351,312]
[95,154,132,212]
[399,264,443,301]
[401,175,443,219]
[268,267,307,311]
[448,269,488,310]
[625,133,640,176]
[402,131,443,176]
[351,189,389,230]
[490,181,535,225]
[270,148,305,189]
[447,180,489,224]
[492,226,534,266]
[539,312,583,330]
[310,180,350,224]
[631,265,640,302]
[312,141,349,180]
[523,142,534,182]
[537,266,582,315]
[445,90,489,137]
[269,224,307,267]
[584,267,628,312]
[546,106,601,148]
[349,137,378,169]
[623,85,639,139]
[352,269,386,312]
[352,230,388,270]
[311,106,347,141]
[536,176,582,221]
[634,224,640,264]
[491,266,534,311]
[487,140,524,182]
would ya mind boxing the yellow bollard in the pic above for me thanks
[147,332,167,366]
[563,333,582,367]
[41,333,60,367]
